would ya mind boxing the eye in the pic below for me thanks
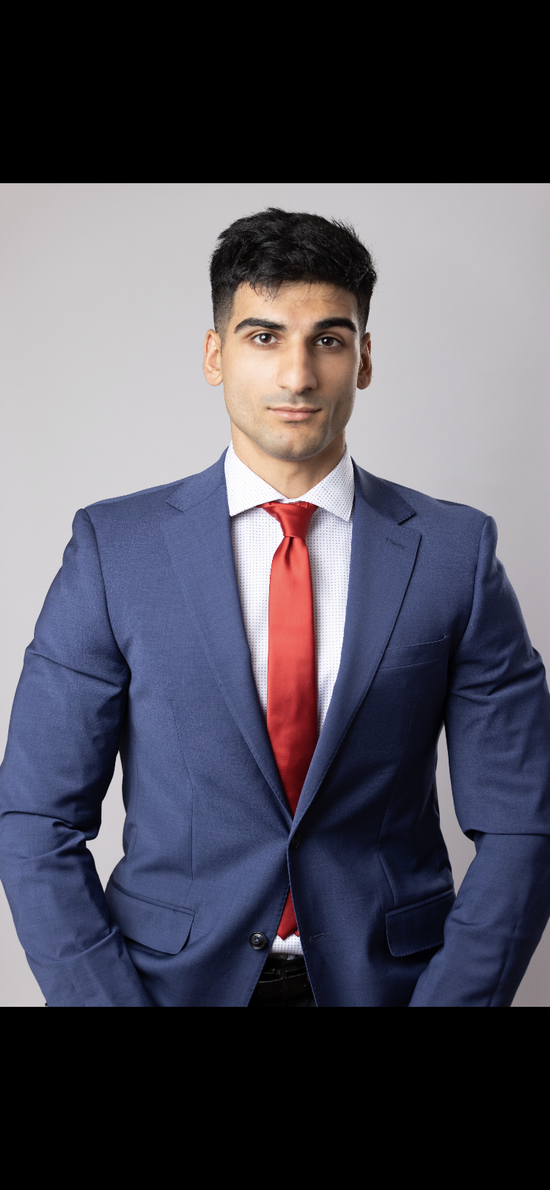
[316,336,342,348]
[251,332,277,345]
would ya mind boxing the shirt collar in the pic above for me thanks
[224,441,355,522]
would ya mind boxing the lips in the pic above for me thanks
[269,407,320,421]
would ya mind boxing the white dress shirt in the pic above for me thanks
[224,441,355,954]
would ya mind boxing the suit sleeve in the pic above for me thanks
[0,510,153,1006]
[409,515,550,1007]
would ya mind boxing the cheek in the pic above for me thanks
[328,388,356,428]
[323,355,358,390]
[223,359,272,411]
[222,384,265,439]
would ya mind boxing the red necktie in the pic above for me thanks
[260,501,318,938]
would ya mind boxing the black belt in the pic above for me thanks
[253,954,311,1000]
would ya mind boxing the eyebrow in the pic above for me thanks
[233,316,358,335]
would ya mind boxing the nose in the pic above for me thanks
[276,342,318,397]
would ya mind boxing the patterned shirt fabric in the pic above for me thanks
[224,442,355,956]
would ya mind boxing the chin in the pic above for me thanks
[260,430,329,463]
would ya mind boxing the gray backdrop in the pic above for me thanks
[1,182,548,1007]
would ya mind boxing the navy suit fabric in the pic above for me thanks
[1,453,549,1007]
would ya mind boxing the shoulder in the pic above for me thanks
[353,461,490,539]
[82,453,227,534]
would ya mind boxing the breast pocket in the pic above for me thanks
[379,635,450,670]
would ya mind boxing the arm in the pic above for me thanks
[0,510,153,1006]
[410,516,550,1006]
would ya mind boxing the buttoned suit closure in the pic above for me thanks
[1,452,549,1006]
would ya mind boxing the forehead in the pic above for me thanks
[230,281,359,327]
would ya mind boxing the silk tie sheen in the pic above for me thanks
[260,501,318,938]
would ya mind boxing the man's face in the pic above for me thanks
[203,281,372,464]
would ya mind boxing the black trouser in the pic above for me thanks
[248,954,317,1007]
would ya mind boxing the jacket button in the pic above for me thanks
[249,932,268,950]
[290,834,302,849]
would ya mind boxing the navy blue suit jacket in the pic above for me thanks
[1,453,550,1006]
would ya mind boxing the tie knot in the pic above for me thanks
[260,501,317,539]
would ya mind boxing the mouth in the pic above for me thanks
[267,406,321,422]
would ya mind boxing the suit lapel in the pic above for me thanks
[293,464,421,830]
[160,456,289,818]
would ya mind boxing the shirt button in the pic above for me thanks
[249,932,268,950]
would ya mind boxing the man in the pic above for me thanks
[1,207,549,1007]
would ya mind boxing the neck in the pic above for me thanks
[230,427,346,498]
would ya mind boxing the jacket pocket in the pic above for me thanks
[385,888,455,957]
[106,878,195,955]
[379,635,450,670]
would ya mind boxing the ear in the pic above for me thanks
[357,332,372,390]
[203,330,224,387]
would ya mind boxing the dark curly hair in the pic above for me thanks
[210,207,377,337]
